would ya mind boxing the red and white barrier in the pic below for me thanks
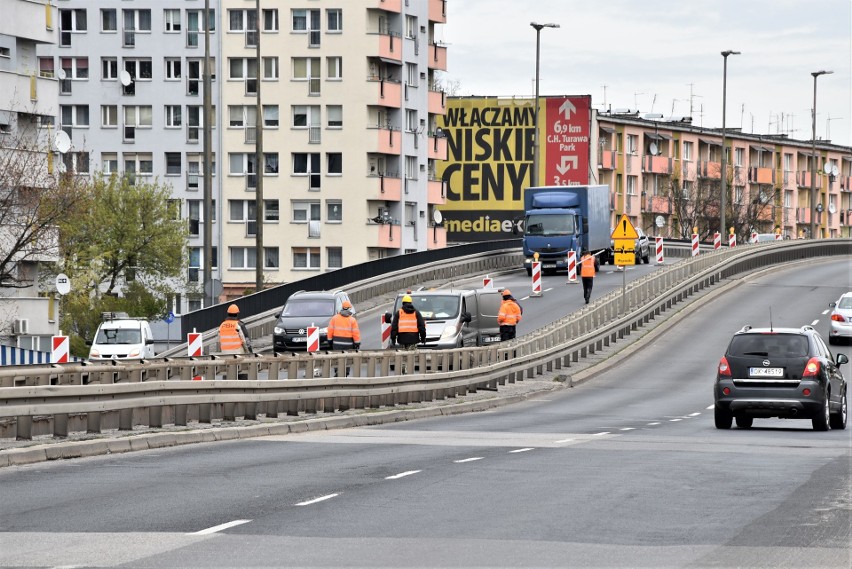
[713,232,721,251]
[691,233,699,257]
[566,250,578,283]
[483,274,493,289]
[51,335,69,364]
[188,332,202,357]
[750,231,758,244]
[531,261,542,296]
[307,326,319,353]
[729,233,737,248]
[381,315,391,349]
[775,232,782,241]
[655,236,664,265]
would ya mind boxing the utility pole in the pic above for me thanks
[254,0,264,292]
[202,0,214,308]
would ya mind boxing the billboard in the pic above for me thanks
[438,96,591,242]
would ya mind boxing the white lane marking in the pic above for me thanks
[822,309,830,315]
[544,288,554,293]
[620,427,635,431]
[385,470,421,480]
[190,519,252,535]
[647,422,661,426]
[454,457,484,463]
[689,412,701,417]
[706,405,715,410]
[295,494,339,506]
[554,438,574,444]
[669,418,683,422]
[509,448,534,453]
[811,319,819,326]
[593,432,610,436]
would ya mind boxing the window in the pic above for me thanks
[265,200,279,221]
[293,153,320,175]
[292,201,321,222]
[292,105,320,128]
[406,63,418,86]
[101,57,117,80]
[164,9,181,32]
[62,152,90,175]
[263,57,279,80]
[124,153,154,177]
[293,247,321,269]
[229,57,258,80]
[627,134,638,154]
[292,57,320,80]
[327,247,342,269]
[682,180,692,200]
[165,152,181,175]
[38,57,54,78]
[327,153,342,175]
[784,153,793,172]
[263,105,279,128]
[101,153,118,174]
[122,9,151,46]
[228,9,257,32]
[124,58,153,81]
[405,15,417,39]
[165,105,182,128]
[230,247,257,270]
[735,147,744,167]
[101,9,117,32]
[101,105,117,128]
[229,105,256,128]
[59,9,87,47]
[264,153,279,174]
[264,247,279,269]
[405,156,417,180]
[406,109,418,132]
[626,175,637,195]
[683,141,693,162]
[61,57,89,79]
[165,58,181,80]
[734,185,744,204]
[327,56,342,80]
[229,199,255,222]
[327,105,342,128]
[327,9,342,32]
[326,201,342,222]
[60,105,89,127]
[229,153,256,175]
[292,9,316,32]
[263,9,279,32]
[124,106,152,127]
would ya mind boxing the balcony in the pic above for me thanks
[839,175,851,191]
[428,88,446,115]
[428,135,447,160]
[372,0,402,12]
[429,0,447,23]
[368,173,402,201]
[377,32,402,64]
[368,221,400,249]
[428,42,447,71]
[427,225,447,249]
[748,166,775,185]
[427,177,446,205]
[370,126,402,155]
[371,78,401,107]
[599,150,617,170]
[646,195,671,214]
[697,160,722,179]
[642,155,672,175]
[0,70,55,106]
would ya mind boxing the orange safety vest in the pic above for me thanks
[397,310,419,333]
[219,319,244,353]
[328,313,361,342]
[498,299,522,326]
[580,255,596,278]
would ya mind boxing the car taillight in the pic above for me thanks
[831,313,846,322]
[718,356,731,377]
[802,357,821,378]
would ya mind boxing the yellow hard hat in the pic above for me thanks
[402,295,412,303]
[227,304,239,315]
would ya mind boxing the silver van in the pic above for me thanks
[384,288,503,348]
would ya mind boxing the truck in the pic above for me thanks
[519,185,612,275]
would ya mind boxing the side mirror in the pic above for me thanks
[146,338,154,345]
[829,302,836,308]
[461,312,472,324]
[837,353,849,365]
[383,312,392,324]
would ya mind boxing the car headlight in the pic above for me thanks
[128,349,141,358]
[89,349,99,358]
[273,326,283,335]
[440,325,458,340]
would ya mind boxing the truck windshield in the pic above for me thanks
[400,295,459,321]
[95,329,141,345]
[525,214,575,236]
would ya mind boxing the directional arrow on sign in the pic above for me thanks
[559,99,576,120]
[556,155,578,174]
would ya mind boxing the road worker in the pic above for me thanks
[327,300,361,351]
[497,289,523,341]
[219,304,252,354]
[580,249,600,304]
[391,294,426,351]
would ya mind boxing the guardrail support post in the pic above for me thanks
[16,416,32,440]
[245,402,257,420]
[223,403,236,421]
[175,405,188,426]
[53,413,68,437]
[266,400,279,418]
[119,408,133,430]
[87,411,101,434]
[199,403,212,423]
[149,406,163,428]
[286,400,299,416]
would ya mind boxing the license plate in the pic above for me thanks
[749,367,783,377]
[292,337,306,343]
[543,263,556,268]
[482,336,501,343]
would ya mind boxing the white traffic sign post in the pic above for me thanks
[51,334,69,364]
[566,250,578,284]
[713,232,721,251]
[188,331,202,357]
[380,315,391,349]
[655,236,664,265]
[531,262,542,297]
[307,325,319,353]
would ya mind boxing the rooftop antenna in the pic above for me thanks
[769,306,773,333]
[650,93,657,114]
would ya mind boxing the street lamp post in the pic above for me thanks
[810,70,833,239]
[719,50,739,238]
[530,22,559,188]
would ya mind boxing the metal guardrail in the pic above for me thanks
[1,239,848,440]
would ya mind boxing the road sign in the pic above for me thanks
[187,332,202,357]
[613,238,635,266]
[51,335,69,364]
[611,215,639,240]
[165,311,175,324]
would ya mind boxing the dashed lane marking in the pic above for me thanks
[509,448,534,453]
[689,412,701,417]
[454,457,484,463]
[295,494,339,506]
[647,422,661,426]
[190,520,251,535]
[385,470,421,480]
[620,427,635,431]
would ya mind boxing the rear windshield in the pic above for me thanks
[728,334,808,357]
[95,328,141,345]
[838,297,852,309]
[281,299,335,317]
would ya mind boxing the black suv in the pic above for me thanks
[272,290,353,353]
[714,325,848,430]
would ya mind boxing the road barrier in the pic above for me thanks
[1,240,848,441]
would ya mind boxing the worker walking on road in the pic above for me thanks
[328,300,360,377]
[580,249,599,305]
[219,304,252,354]
[391,295,426,351]
[497,289,523,341]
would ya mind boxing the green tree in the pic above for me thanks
[58,173,187,352]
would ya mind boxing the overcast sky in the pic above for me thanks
[439,0,852,147]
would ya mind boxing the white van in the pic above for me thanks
[89,312,155,360]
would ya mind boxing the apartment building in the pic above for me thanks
[38,0,223,314]
[0,0,59,351]
[218,0,448,298]
[595,111,852,240]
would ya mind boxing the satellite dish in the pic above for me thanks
[55,273,71,296]
[823,162,833,174]
[119,70,133,86]
[828,203,836,214]
[56,68,67,80]
[432,210,443,225]
[649,142,659,156]
[655,215,665,228]
[54,130,71,154]
[832,165,839,176]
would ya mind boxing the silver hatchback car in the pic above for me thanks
[828,292,852,345]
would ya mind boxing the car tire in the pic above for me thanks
[642,249,650,264]
[828,336,838,345]
[735,416,753,429]
[714,406,732,429]
[812,392,831,431]
[829,388,847,430]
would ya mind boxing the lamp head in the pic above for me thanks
[812,70,833,78]
[721,50,741,57]
[530,22,560,31]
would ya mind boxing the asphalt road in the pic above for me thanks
[0,258,850,568]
